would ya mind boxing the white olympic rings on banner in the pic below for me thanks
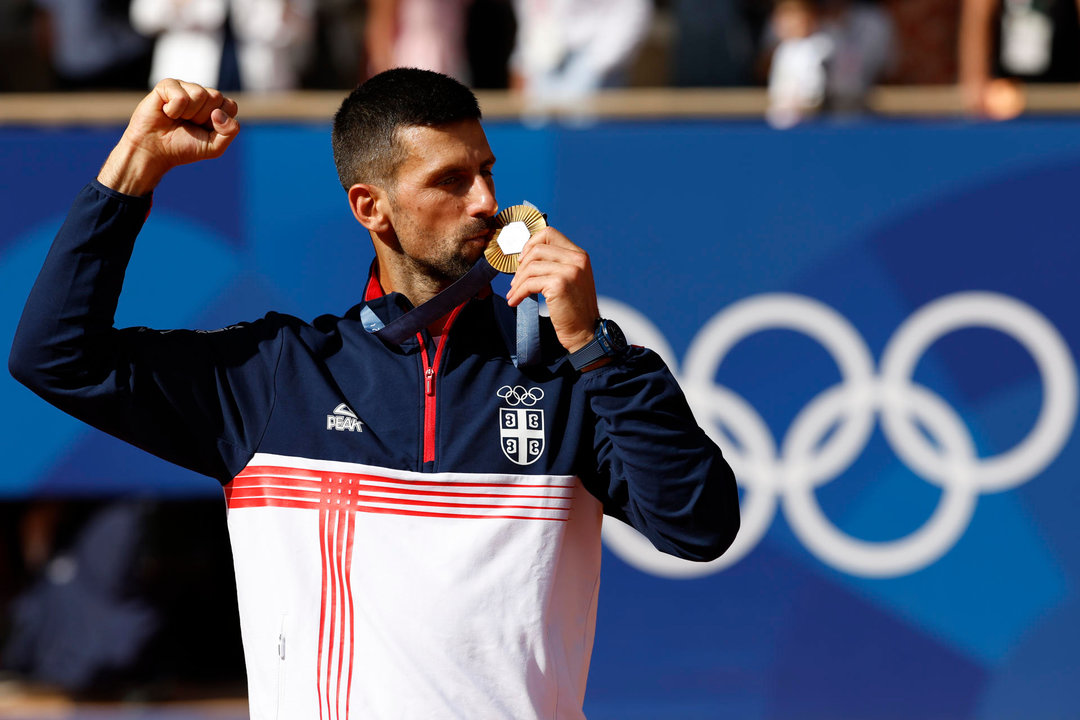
[599,292,1077,579]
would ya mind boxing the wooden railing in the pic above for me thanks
[2,85,1079,125]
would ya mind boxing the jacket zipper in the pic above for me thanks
[275,613,288,720]
[419,303,467,466]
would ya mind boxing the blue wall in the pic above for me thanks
[2,116,1079,718]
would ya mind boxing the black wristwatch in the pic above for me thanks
[568,318,628,371]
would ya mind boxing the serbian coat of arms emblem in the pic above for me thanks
[497,386,546,465]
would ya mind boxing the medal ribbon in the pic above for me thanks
[361,256,541,367]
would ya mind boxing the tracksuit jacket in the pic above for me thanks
[9,180,740,719]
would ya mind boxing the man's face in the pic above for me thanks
[384,120,498,285]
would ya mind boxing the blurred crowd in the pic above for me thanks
[1,0,1079,122]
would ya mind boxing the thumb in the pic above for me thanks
[206,107,240,155]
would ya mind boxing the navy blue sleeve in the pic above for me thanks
[578,347,740,561]
[8,181,282,483]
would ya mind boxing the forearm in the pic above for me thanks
[97,137,171,197]
[582,348,740,561]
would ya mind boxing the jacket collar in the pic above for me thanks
[351,260,494,351]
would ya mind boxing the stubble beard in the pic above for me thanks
[408,217,493,286]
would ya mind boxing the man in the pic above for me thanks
[10,69,739,718]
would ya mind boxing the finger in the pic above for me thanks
[175,81,211,121]
[157,78,190,120]
[518,243,588,271]
[506,275,550,306]
[193,87,240,130]
[527,227,579,249]
[157,79,208,122]
[516,248,592,289]
[508,271,599,340]
[206,109,241,156]
[219,96,239,120]
[210,107,240,135]
[509,260,586,300]
[515,250,580,273]
[209,97,240,148]
[511,259,587,295]
[519,229,583,263]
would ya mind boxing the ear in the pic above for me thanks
[348,183,391,233]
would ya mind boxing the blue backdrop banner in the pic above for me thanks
[2,116,1078,719]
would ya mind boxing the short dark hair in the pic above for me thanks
[331,68,483,190]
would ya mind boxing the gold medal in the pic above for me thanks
[485,204,547,274]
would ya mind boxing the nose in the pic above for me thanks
[468,173,498,218]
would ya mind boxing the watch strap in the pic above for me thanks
[568,335,610,370]
[568,319,624,371]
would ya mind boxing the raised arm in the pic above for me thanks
[8,81,279,483]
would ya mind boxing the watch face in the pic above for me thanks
[600,320,627,353]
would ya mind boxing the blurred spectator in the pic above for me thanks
[465,0,516,88]
[130,0,223,89]
[764,0,895,127]
[31,0,152,90]
[883,0,960,85]
[959,0,1080,117]
[766,0,833,126]
[671,0,756,86]
[130,0,316,91]
[2,501,158,695]
[509,0,652,113]
[0,0,51,91]
[301,0,366,89]
[0,500,246,699]
[820,0,896,112]
[365,0,472,82]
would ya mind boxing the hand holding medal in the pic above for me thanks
[487,203,548,365]
[504,208,602,360]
